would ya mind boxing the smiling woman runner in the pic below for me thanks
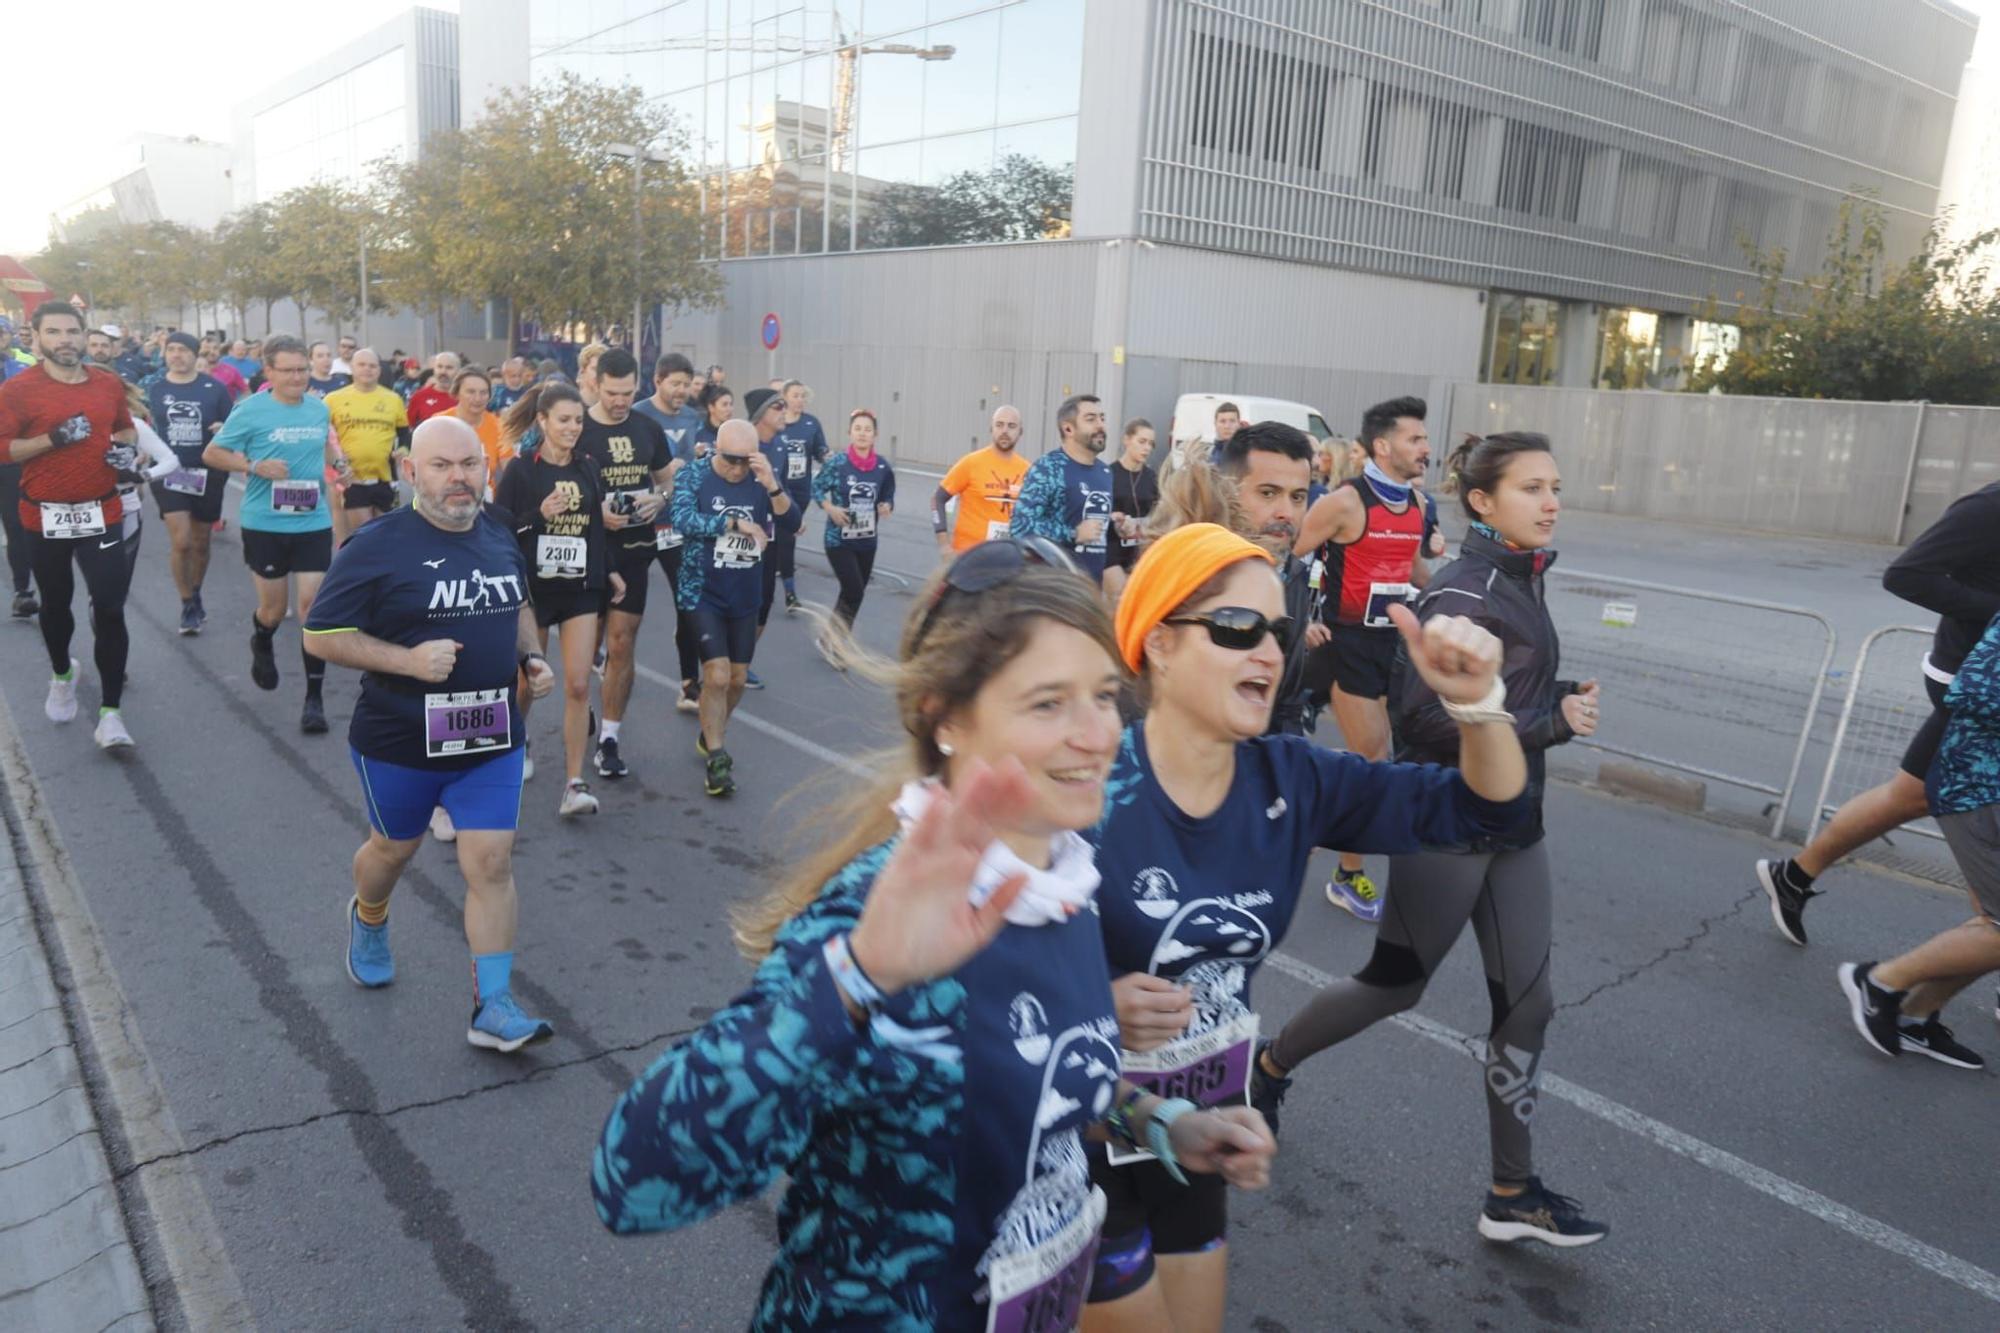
[1081,523,1531,1333]
[592,540,1274,1331]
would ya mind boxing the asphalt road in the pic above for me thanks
[6,496,1996,1331]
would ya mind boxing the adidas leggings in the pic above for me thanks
[1269,841,1554,1185]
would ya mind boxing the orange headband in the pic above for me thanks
[1114,523,1274,672]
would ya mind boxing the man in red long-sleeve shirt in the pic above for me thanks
[0,302,142,749]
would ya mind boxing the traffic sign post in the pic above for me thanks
[762,311,781,381]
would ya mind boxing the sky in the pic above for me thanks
[2,0,1995,258]
[0,0,460,257]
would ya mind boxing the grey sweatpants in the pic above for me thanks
[1270,841,1554,1185]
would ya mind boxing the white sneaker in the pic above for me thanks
[93,710,134,750]
[522,749,536,782]
[559,780,599,817]
[675,689,699,714]
[45,674,77,723]
[429,807,457,842]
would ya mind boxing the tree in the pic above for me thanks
[268,182,383,337]
[1689,198,2000,405]
[861,154,1074,249]
[214,205,290,338]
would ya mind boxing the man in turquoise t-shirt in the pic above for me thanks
[202,336,349,733]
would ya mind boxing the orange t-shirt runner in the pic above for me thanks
[937,446,1029,552]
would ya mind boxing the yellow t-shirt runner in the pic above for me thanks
[938,446,1029,552]
[323,384,409,483]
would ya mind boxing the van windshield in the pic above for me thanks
[1307,413,1331,441]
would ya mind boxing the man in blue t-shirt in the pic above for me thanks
[1012,393,1113,583]
[669,418,797,797]
[201,335,346,732]
[305,415,558,1054]
[147,331,233,634]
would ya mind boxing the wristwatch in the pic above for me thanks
[518,651,547,673]
[765,487,783,498]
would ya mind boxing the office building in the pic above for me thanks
[53,135,236,242]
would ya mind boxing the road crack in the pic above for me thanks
[1556,885,1762,1014]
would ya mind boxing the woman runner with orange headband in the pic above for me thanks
[1079,523,1531,1332]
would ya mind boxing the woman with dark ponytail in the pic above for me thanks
[1251,431,1613,1250]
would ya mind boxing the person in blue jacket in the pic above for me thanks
[1012,393,1114,584]
[1079,522,1532,1333]
[592,544,1275,1331]
[812,406,896,633]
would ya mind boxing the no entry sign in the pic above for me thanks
[761,312,781,351]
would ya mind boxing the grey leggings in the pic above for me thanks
[1270,841,1554,1185]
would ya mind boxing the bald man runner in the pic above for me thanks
[305,415,560,1052]
[932,404,1028,554]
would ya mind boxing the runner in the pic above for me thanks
[668,418,797,796]
[575,343,608,410]
[304,415,557,1052]
[448,367,510,488]
[1213,423,1321,736]
[201,335,351,735]
[592,546,1273,1330]
[1839,600,2000,1071]
[743,386,797,687]
[692,383,732,456]
[0,302,144,750]
[1012,394,1113,584]
[774,378,829,613]
[931,404,1028,554]
[1082,522,1530,1331]
[1758,479,2000,946]
[1104,417,1161,598]
[146,330,233,634]
[494,382,623,818]
[577,348,674,780]
[488,356,531,416]
[324,349,409,539]
[630,352,705,711]
[307,341,350,398]
[406,350,461,425]
[115,383,182,576]
[1294,395,1438,921]
[331,335,357,380]
[812,407,896,634]
[1254,433,1610,1251]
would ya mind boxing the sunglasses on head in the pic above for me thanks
[1164,606,1292,651]
[910,536,1079,651]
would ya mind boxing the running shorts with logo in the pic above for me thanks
[610,548,652,617]
[1087,1153,1228,1302]
[242,527,333,578]
[344,480,397,512]
[352,746,525,840]
[689,607,757,665]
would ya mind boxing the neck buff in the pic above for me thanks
[892,779,1100,927]
[847,445,879,472]
[1470,519,1528,552]
[1363,459,1412,505]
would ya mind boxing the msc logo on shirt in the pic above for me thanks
[552,479,581,511]
[427,568,526,615]
[607,436,636,465]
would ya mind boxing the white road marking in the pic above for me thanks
[630,653,2000,1306]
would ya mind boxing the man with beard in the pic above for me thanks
[306,415,558,1052]
[1011,394,1112,584]
[932,404,1028,555]
[1216,422,1324,736]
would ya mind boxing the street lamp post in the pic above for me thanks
[608,142,673,361]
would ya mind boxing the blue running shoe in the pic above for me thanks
[744,669,765,690]
[1326,868,1384,923]
[345,897,394,988]
[467,991,554,1053]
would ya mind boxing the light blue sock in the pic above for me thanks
[473,951,514,1004]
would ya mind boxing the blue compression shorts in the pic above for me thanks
[350,746,525,841]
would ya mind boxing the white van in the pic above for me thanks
[1163,393,1334,476]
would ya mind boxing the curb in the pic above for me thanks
[0,683,252,1330]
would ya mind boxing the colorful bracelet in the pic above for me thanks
[823,932,886,1016]
[1147,1097,1198,1185]
[1105,1085,1149,1150]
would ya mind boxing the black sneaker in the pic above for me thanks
[250,624,279,691]
[190,592,208,635]
[10,590,36,619]
[1477,1177,1608,1248]
[1755,859,1818,947]
[300,694,328,735]
[594,736,628,779]
[1248,1040,1293,1138]
[784,591,801,614]
[1900,1016,1984,1069]
[705,748,735,797]
[178,600,201,636]
[744,669,765,690]
[1838,961,1905,1057]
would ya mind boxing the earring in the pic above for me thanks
[937,741,955,757]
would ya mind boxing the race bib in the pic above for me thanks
[535,534,587,580]
[40,501,106,539]
[714,530,760,569]
[1105,1012,1257,1167]
[985,519,1011,541]
[786,451,806,480]
[1363,581,1414,629]
[654,525,683,551]
[846,505,877,541]
[161,467,209,497]
[271,478,322,514]
[984,1186,1105,1333]
[424,689,511,759]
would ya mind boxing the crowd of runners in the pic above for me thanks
[3,295,1998,1330]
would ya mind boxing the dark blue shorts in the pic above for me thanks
[350,746,525,841]
[689,606,758,665]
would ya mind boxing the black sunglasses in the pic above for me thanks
[715,451,756,465]
[910,537,1079,651]
[1164,606,1292,651]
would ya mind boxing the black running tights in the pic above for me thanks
[826,543,875,627]
[25,529,133,708]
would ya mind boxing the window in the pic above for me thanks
[1595,307,1660,390]
[1515,0,1605,59]
[1495,120,1587,222]
[1481,293,1562,386]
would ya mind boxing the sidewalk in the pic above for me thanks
[0,849,152,1331]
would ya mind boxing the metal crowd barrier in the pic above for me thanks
[1542,567,1838,839]
[1808,625,1942,846]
